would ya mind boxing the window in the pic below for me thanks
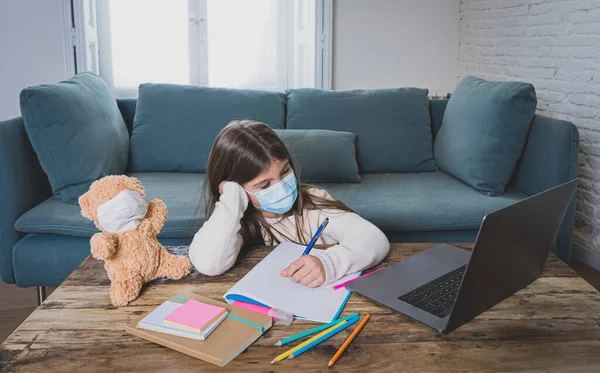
[86,0,331,96]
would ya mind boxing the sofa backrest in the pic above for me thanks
[117,89,446,173]
[117,98,452,132]
[116,98,452,137]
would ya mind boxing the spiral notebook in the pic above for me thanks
[137,300,227,341]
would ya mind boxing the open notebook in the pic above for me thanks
[224,242,359,323]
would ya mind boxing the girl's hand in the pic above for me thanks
[219,181,250,209]
[280,256,326,288]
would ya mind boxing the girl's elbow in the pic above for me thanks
[189,248,227,276]
[375,231,391,260]
[192,258,225,276]
[197,265,227,277]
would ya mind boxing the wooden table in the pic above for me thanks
[2,243,600,372]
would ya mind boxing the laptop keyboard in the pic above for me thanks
[398,265,467,318]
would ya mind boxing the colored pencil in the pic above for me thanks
[328,314,371,367]
[332,268,385,290]
[271,320,348,364]
[273,313,359,346]
[288,317,359,360]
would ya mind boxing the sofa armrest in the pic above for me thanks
[512,115,579,263]
[0,117,51,283]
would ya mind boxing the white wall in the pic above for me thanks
[0,0,71,120]
[332,0,460,94]
[459,0,600,268]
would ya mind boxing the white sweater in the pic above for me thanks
[189,182,390,285]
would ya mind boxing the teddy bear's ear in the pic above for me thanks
[79,192,92,220]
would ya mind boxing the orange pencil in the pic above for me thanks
[328,314,370,368]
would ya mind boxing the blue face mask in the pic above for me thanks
[246,171,298,215]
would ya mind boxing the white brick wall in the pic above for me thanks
[459,0,600,265]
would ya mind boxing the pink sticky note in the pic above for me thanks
[164,299,226,332]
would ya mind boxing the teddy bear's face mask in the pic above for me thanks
[97,190,148,233]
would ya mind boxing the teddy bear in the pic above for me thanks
[78,175,192,306]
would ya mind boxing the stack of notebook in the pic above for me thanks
[137,299,229,341]
[126,294,272,367]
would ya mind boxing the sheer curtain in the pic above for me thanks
[98,0,316,92]
[206,0,281,90]
[107,0,190,88]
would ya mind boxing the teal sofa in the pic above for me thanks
[0,93,579,288]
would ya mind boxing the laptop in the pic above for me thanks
[346,179,578,333]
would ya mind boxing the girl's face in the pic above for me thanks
[243,158,292,215]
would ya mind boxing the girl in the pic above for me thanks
[189,120,390,288]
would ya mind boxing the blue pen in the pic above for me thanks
[301,218,329,256]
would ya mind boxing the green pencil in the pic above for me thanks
[274,313,359,346]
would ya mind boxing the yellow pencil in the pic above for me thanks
[271,320,348,364]
[328,314,370,367]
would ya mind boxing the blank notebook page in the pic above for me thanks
[224,242,359,323]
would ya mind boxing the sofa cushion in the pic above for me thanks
[130,84,286,172]
[319,172,527,232]
[274,129,361,183]
[15,173,206,238]
[286,88,437,173]
[19,72,129,204]
[434,76,537,196]
[16,171,526,238]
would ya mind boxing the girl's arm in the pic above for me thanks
[310,209,391,285]
[188,182,248,276]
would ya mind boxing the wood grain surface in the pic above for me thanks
[2,243,600,373]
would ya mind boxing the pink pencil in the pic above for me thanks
[333,267,385,290]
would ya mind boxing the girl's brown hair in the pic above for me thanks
[205,120,353,247]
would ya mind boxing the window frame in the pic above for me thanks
[316,0,332,90]
[69,0,331,96]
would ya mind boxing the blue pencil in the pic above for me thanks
[287,317,359,359]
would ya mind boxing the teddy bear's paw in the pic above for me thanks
[110,281,142,307]
[90,233,117,260]
[172,256,193,279]
[110,288,130,307]
[92,245,115,261]
[159,256,192,280]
